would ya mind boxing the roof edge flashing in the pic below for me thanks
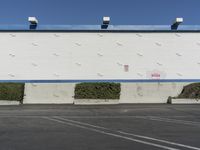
[0,25,199,31]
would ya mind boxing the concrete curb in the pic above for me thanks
[170,98,200,104]
[23,101,73,104]
[0,100,20,105]
[74,99,119,105]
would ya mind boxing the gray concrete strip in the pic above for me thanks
[44,117,180,150]
[171,99,200,104]
[0,100,20,105]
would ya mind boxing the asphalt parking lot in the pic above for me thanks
[0,104,200,150]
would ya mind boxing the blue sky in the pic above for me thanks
[0,0,199,25]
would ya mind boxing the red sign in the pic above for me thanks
[151,73,161,79]
[124,65,129,72]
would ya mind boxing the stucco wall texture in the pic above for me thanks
[0,32,199,80]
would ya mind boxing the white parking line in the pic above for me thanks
[56,115,196,119]
[55,115,200,127]
[53,116,108,130]
[136,116,200,126]
[53,116,200,150]
[0,115,196,119]
[44,117,179,150]
[119,131,200,150]
[151,117,200,124]
[0,114,199,126]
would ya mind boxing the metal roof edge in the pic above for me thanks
[0,25,200,32]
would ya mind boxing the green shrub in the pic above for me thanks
[177,83,200,99]
[74,82,121,99]
[0,83,25,101]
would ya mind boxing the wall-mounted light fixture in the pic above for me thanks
[28,17,38,29]
[171,17,183,30]
[103,17,110,24]
[101,16,110,29]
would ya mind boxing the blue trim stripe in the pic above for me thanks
[0,79,199,83]
[1,25,200,32]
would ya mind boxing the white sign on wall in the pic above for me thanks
[146,70,167,79]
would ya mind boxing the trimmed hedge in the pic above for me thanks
[0,83,25,101]
[74,82,121,99]
[177,83,200,99]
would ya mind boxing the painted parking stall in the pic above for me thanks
[0,105,199,150]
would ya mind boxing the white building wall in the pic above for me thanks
[0,32,200,80]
